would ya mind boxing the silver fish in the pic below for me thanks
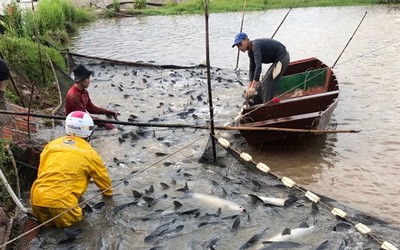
[263,221,315,243]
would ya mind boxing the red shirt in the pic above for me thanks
[65,85,106,115]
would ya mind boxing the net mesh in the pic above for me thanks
[6,214,39,250]
[198,134,400,249]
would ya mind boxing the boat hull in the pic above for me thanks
[238,57,339,144]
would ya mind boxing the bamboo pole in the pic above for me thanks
[271,8,292,39]
[0,167,28,213]
[203,0,217,164]
[0,110,360,134]
[332,11,367,69]
[234,0,247,70]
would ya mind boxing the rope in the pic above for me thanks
[211,134,397,249]
[0,110,359,134]
[230,67,329,124]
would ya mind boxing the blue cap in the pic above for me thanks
[232,32,248,48]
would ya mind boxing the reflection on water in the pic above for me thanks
[70,5,400,227]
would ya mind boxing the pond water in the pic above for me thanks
[30,4,400,249]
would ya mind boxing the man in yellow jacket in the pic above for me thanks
[30,111,113,227]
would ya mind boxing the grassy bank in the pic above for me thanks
[0,0,95,110]
[126,0,399,15]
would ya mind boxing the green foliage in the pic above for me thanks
[129,0,400,16]
[0,0,94,49]
[0,139,14,210]
[113,0,121,12]
[166,0,179,7]
[0,140,8,168]
[0,2,24,37]
[0,35,66,88]
[134,0,147,9]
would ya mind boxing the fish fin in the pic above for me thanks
[247,194,264,204]
[251,179,262,189]
[281,228,291,235]
[142,196,155,204]
[173,200,183,209]
[132,190,142,198]
[82,204,93,214]
[175,181,189,193]
[311,202,319,215]
[284,195,298,208]
[232,217,240,231]
[298,221,310,228]
[92,201,105,210]
[221,187,228,197]
[64,228,78,238]
[144,234,157,243]
[160,182,170,190]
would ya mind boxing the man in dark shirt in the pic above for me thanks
[232,32,290,104]
[66,64,118,130]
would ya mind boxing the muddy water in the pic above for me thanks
[31,4,400,249]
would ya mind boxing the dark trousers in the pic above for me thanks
[254,51,290,104]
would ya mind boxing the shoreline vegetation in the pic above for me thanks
[0,0,398,110]
[0,0,399,209]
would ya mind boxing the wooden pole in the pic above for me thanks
[234,0,247,70]
[271,8,292,39]
[203,0,217,164]
[0,110,360,134]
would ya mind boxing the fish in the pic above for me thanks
[231,216,240,231]
[201,235,220,250]
[333,222,352,232]
[260,241,302,249]
[179,208,200,216]
[314,238,346,250]
[239,227,269,250]
[145,223,184,243]
[198,220,221,228]
[178,181,246,213]
[247,194,297,207]
[263,221,315,243]
[145,218,177,240]
[58,228,82,244]
[92,202,105,210]
[112,201,138,214]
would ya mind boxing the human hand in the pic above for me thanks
[105,110,119,120]
[103,123,114,130]
[245,87,256,98]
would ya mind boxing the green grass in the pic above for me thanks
[0,0,94,107]
[127,0,399,15]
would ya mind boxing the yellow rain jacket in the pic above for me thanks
[31,135,112,211]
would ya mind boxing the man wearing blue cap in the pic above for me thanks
[232,32,290,105]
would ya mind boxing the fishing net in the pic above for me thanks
[198,134,400,249]
[5,214,39,250]
[11,54,398,249]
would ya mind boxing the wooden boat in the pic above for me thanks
[237,57,339,144]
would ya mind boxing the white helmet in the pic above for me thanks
[65,111,95,138]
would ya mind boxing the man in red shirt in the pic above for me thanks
[66,64,118,130]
